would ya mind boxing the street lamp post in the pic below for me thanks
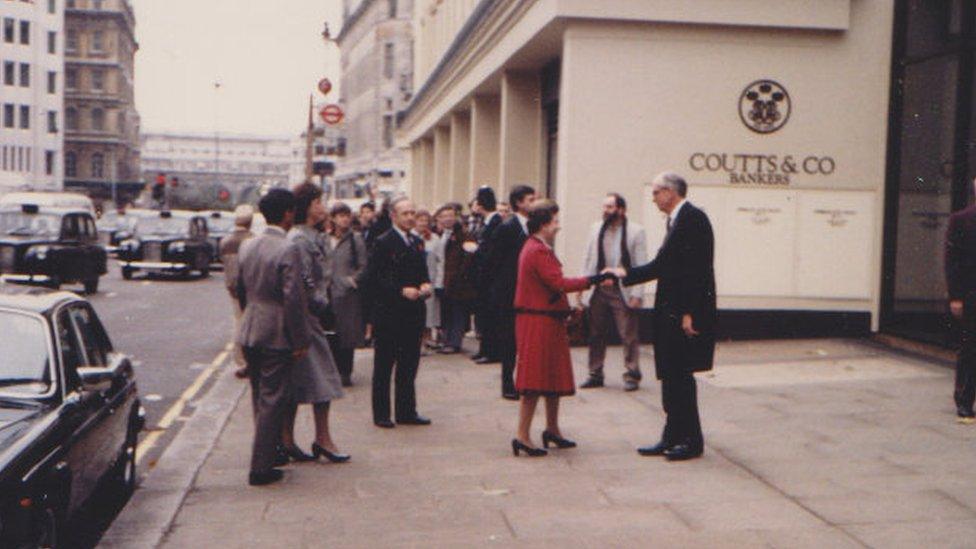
[214,81,222,199]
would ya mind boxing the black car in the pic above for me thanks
[0,285,144,547]
[95,211,138,255]
[117,210,214,280]
[0,205,108,295]
[204,211,235,270]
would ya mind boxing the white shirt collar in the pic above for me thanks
[669,200,687,223]
[516,213,529,234]
[393,225,412,246]
[266,225,287,236]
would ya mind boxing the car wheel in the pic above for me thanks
[83,277,100,295]
[121,267,133,280]
[36,504,63,549]
[110,434,137,498]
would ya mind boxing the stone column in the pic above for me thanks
[499,71,542,198]
[469,95,500,198]
[432,125,451,207]
[449,111,471,202]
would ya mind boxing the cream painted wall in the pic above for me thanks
[469,95,501,191]
[449,111,472,199]
[556,1,894,316]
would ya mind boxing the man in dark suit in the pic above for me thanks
[606,172,716,461]
[487,185,536,399]
[236,189,309,485]
[946,193,976,424]
[471,186,502,364]
[363,196,433,428]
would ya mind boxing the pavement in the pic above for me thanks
[100,338,976,548]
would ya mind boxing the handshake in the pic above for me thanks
[588,267,627,287]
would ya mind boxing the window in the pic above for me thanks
[19,105,29,129]
[383,114,394,149]
[3,62,13,86]
[47,71,56,94]
[48,0,56,14]
[65,107,78,130]
[388,0,397,18]
[65,68,77,89]
[47,111,57,133]
[19,63,29,88]
[92,30,104,52]
[91,108,104,130]
[56,310,83,390]
[117,111,125,132]
[19,21,29,45]
[66,29,77,51]
[91,153,104,178]
[68,305,112,366]
[2,104,13,128]
[45,150,54,175]
[47,31,56,54]
[3,19,14,44]
[64,151,76,176]
[66,0,75,7]
[383,43,394,79]
[92,69,104,91]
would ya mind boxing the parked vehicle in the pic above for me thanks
[0,205,107,294]
[0,192,96,217]
[0,286,144,547]
[96,210,139,255]
[117,210,213,280]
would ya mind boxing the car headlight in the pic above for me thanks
[168,241,186,253]
[27,245,50,261]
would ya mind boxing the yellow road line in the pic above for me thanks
[135,345,231,464]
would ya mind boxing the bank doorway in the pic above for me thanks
[882,0,976,344]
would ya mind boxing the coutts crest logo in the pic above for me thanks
[739,80,790,134]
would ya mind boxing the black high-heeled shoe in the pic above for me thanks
[312,442,351,463]
[511,439,547,457]
[542,431,577,449]
[279,444,316,463]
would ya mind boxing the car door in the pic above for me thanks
[79,214,105,276]
[54,306,102,515]
[58,214,83,282]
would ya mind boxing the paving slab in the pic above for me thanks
[101,338,976,548]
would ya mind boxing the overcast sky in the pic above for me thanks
[131,0,343,138]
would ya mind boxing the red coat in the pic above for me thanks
[514,237,590,396]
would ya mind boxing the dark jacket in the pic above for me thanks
[363,228,431,327]
[486,216,527,310]
[624,202,716,379]
[443,223,478,301]
[946,206,976,310]
[474,212,504,289]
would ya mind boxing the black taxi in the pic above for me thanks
[0,205,108,295]
[0,285,144,547]
[117,210,214,280]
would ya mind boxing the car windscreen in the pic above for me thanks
[0,311,52,396]
[136,217,188,237]
[0,212,62,237]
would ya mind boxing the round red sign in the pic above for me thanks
[317,78,333,96]
[320,104,344,125]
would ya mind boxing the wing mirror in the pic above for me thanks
[78,353,132,393]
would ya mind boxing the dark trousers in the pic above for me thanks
[497,309,517,394]
[243,347,293,473]
[442,296,473,350]
[956,321,976,412]
[660,371,703,449]
[476,297,497,359]
[372,321,423,422]
[328,334,355,380]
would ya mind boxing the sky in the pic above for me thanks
[131,0,343,138]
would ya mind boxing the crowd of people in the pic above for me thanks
[224,170,717,486]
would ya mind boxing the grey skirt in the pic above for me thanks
[291,319,344,404]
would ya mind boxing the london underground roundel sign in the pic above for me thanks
[320,104,344,125]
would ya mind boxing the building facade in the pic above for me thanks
[141,132,294,208]
[0,0,64,193]
[335,0,414,197]
[401,0,970,344]
[64,0,141,203]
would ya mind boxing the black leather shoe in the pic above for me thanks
[396,415,432,426]
[637,440,670,456]
[273,446,290,467]
[512,439,547,457]
[664,444,703,461]
[278,444,316,463]
[623,379,639,392]
[470,353,485,361]
[580,376,604,389]
[374,419,395,429]
[312,442,351,463]
[248,469,284,486]
[474,356,498,364]
[542,430,577,449]
[502,391,520,401]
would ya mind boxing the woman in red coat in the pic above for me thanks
[511,200,609,457]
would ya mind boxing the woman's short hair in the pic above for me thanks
[292,182,323,225]
[526,199,560,234]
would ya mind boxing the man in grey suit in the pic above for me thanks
[236,189,310,486]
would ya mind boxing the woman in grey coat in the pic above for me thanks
[280,183,349,463]
[327,202,368,387]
